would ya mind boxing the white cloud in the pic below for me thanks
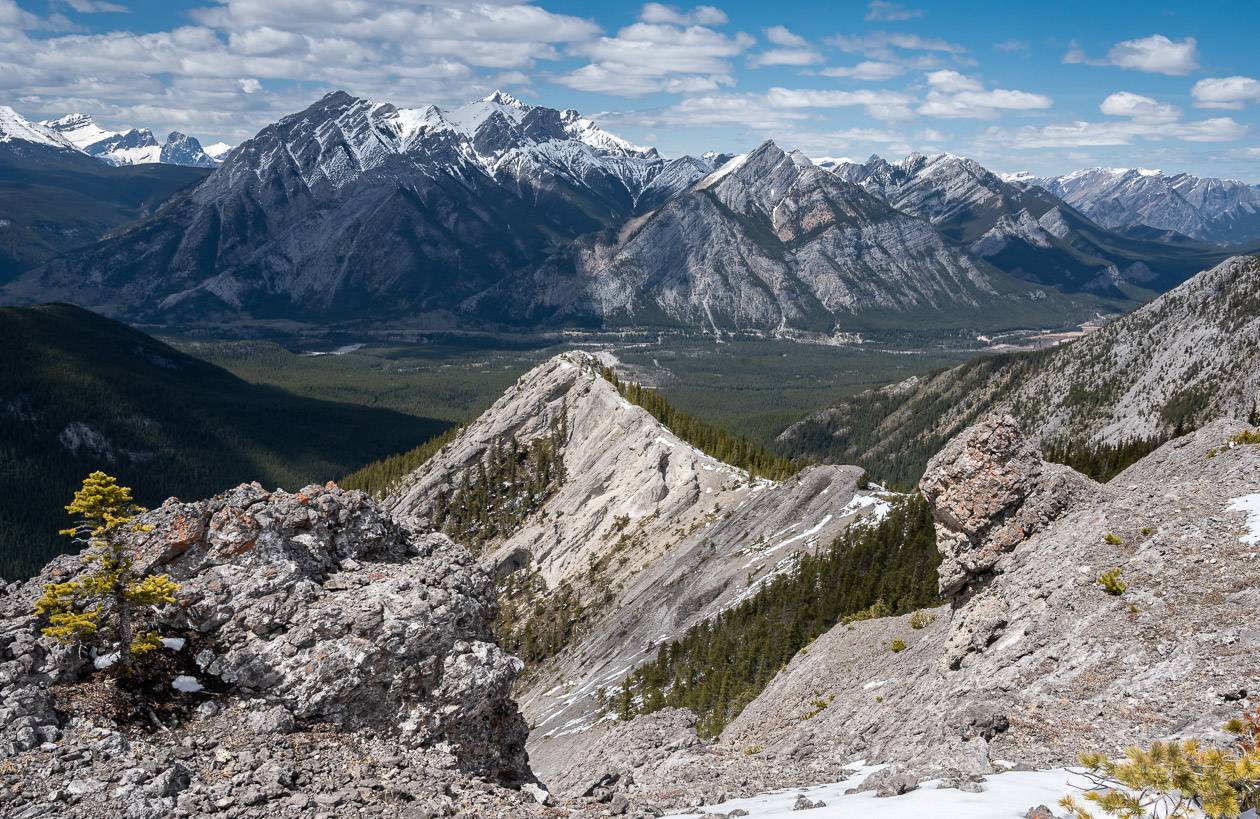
[1064,34,1199,76]
[749,26,820,67]
[560,20,753,96]
[989,85,1245,149]
[917,72,1050,119]
[1192,76,1260,110]
[828,31,966,60]
[864,1,922,22]
[925,69,981,93]
[638,3,728,26]
[818,61,905,81]
[987,116,1246,149]
[0,1,602,141]
[765,86,916,121]
[764,25,806,48]
[63,0,129,12]
[1099,91,1179,122]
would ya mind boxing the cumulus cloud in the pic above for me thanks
[1192,76,1260,110]
[1099,91,1179,122]
[984,91,1247,149]
[749,26,821,67]
[864,1,921,21]
[0,0,602,141]
[917,71,1051,118]
[62,0,129,12]
[622,84,918,130]
[638,3,728,26]
[559,18,752,96]
[1064,34,1199,76]
[828,31,967,59]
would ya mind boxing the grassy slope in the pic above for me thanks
[0,304,448,579]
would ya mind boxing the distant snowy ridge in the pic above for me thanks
[0,106,77,150]
[39,111,218,167]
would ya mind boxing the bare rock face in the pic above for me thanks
[920,413,1104,596]
[0,482,541,817]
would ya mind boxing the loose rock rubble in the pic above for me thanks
[0,482,547,817]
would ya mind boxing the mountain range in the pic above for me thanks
[39,111,220,168]
[1025,166,1260,246]
[0,91,1253,335]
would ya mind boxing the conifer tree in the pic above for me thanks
[33,472,179,679]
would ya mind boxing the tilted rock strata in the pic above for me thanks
[564,419,1260,810]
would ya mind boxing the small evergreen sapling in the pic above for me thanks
[1060,714,1260,819]
[33,472,179,679]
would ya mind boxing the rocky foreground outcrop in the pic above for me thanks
[557,416,1260,811]
[0,482,548,818]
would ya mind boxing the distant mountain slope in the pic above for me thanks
[777,254,1260,484]
[6,91,721,326]
[483,142,1117,333]
[0,304,448,579]
[834,153,1228,294]
[1030,167,1260,246]
[0,129,210,282]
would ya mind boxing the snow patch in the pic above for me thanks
[1228,494,1260,545]
[661,766,1090,819]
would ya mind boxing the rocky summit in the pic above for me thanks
[0,482,547,818]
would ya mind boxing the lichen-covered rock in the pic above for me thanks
[0,482,542,816]
[920,413,1104,595]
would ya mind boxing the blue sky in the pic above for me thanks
[4,0,1259,179]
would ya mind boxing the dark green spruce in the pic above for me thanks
[600,367,801,480]
[612,494,941,737]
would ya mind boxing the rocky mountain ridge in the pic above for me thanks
[539,415,1260,813]
[484,142,1112,334]
[41,112,218,168]
[3,91,725,327]
[383,351,891,763]
[777,254,1260,484]
[834,152,1229,294]
[1028,166,1260,246]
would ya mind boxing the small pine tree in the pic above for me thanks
[1061,729,1260,819]
[34,472,179,679]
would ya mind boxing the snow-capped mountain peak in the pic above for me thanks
[480,89,524,108]
[40,112,118,150]
[204,142,232,162]
[0,106,76,150]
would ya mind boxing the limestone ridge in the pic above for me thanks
[777,254,1260,477]
[553,417,1260,811]
[0,482,545,817]
[386,351,886,772]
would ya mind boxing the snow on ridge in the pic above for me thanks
[0,106,75,149]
